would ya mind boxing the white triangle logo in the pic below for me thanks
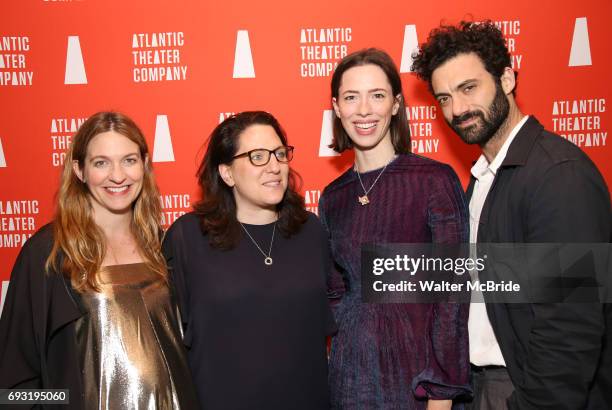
[152,115,175,162]
[319,110,339,157]
[0,137,6,167]
[219,112,235,123]
[233,30,255,78]
[64,36,88,84]
[400,25,419,73]
[569,17,592,67]
[0,281,9,316]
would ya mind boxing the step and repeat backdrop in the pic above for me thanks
[1,0,610,312]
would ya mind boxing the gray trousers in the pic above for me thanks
[466,366,514,410]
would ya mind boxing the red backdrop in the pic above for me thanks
[1,0,610,312]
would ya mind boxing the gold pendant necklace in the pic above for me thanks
[355,158,392,206]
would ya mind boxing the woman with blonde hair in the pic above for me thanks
[0,111,198,409]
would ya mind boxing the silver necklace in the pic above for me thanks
[239,222,276,265]
[355,159,392,206]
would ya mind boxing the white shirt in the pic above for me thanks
[468,115,529,366]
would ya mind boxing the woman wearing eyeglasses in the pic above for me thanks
[163,111,336,410]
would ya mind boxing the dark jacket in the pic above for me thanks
[0,225,86,409]
[466,116,612,409]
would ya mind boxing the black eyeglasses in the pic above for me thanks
[232,146,294,166]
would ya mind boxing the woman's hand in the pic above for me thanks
[426,399,452,410]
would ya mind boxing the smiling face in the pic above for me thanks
[431,52,511,146]
[332,64,400,153]
[73,130,145,218]
[218,124,289,216]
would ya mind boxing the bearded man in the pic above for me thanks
[412,21,611,410]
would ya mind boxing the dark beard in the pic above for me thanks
[449,82,510,145]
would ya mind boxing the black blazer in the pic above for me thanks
[0,225,86,410]
[466,116,612,410]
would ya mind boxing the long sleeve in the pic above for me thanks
[313,213,339,337]
[509,158,610,410]
[162,218,192,347]
[0,239,42,392]
[427,164,469,244]
[413,302,471,401]
[413,164,471,401]
[318,194,346,305]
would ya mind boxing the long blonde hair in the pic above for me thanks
[46,111,167,291]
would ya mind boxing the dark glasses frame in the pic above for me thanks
[232,146,294,166]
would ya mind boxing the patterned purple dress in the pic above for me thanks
[319,154,471,409]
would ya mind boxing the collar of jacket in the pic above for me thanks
[47,271,85,339]
[466,115,542,199]
[498,115,543,168]
[40,240,86,344]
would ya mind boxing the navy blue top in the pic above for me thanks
[163,212,335,410]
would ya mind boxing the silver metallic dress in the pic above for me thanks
[75,263,198,409]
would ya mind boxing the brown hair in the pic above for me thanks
[46,111,167,291]
[193,111,308,249]
[330,48,411,153]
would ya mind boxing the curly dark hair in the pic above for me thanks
[330,48,411,154]
[411,21,516,94]
[193,111,308,250]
